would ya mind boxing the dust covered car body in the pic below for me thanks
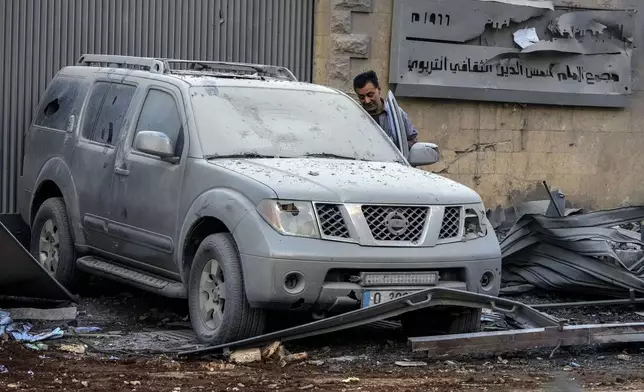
[19,55,501,344]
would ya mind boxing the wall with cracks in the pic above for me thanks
[314,0,644,210]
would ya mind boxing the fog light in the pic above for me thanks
[283,272,306,294]
[480,271,494,291]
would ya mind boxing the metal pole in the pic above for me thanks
[542,181,564,217]
[531,297,644,310]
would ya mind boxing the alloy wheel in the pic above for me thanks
[199,259,227,330]
[38,219,60,274]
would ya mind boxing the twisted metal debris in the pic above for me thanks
[497,205,644,298]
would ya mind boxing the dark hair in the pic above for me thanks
[353,70,379,90]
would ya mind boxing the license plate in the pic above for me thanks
[361,290,416,308]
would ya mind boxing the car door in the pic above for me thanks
[71,80,138,252]
[109,82,187,275]
[386,90,409,159]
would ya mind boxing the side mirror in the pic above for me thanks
[134,131,175,160]
[408,142,440,167]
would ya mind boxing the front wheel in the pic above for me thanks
[401,307,482,337]
[188,233,266,344]
[30,197,82,290]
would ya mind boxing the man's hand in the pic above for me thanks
[407,134,418,148]
[400,109,418,150]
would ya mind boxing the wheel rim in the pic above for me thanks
[199,259,226,330]
[38,219,60,274]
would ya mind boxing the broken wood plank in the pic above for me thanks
[7,307,77,321]
[409,322,644,357]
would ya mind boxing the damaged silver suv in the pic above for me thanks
[19,55,501,344]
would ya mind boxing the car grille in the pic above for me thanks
[439,206,462,239]
[315,204,350,238]
[361,205,428,242]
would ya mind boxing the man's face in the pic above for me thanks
[355,82,382,114]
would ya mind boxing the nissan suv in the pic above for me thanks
[18,54,502,344]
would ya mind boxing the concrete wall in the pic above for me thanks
[313,0,644,210]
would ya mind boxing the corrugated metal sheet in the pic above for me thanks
[0,0,315,213]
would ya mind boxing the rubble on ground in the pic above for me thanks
[0,310,65,343]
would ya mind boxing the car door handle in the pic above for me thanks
[115,167,130,176]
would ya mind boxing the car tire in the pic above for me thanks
[30,197,81,289]
[401,307,482,337]
[188,233,266,345]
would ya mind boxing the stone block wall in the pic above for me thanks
[313,0,644,209]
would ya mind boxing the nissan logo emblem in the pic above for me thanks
[385,211,409,236]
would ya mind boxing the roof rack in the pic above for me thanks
[161,59,298,81]
[76,54,298,81]
[77,54,166,73]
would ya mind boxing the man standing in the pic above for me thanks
[353,70,418,150]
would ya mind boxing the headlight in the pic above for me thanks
[257,200,320,238]
[464,207,487,239]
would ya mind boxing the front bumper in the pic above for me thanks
[234,211,502,311]
[240,253,501,311]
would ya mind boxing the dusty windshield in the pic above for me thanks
[189,84,403,162]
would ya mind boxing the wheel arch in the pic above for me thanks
[177,188,257,283]
[181,216,231,283]
[31,180,63,225]
[31,158,82,244]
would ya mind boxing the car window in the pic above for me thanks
[134,89,183,156]
[92,84,137,145]
[82,82,110,141]
[34,76,83,131]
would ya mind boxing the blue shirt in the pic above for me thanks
[373,100,418,146]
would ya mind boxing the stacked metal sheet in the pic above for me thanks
[494,204,644,298]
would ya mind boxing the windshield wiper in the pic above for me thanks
[301,153,360,160]
[205,153,279,160]
[205,153,362,161]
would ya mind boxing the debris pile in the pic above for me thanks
[490,193,644,298]
[0,310,65,343]
[0,307,104,352]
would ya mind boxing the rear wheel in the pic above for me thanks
[401,307,482,337]
[30,197,83,289]
[188,233,266,344]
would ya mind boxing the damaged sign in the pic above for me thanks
[389,0,636,107]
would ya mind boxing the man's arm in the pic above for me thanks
[401,109,418,147]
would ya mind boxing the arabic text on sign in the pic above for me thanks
[407,57,620,84]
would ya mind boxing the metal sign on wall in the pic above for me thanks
[388,0,636,107]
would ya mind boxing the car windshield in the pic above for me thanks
[189,85,404,162]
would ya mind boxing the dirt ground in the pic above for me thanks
[5,339,644,392]
[4,279,644,391]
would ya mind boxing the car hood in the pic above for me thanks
[211,158,482,205]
